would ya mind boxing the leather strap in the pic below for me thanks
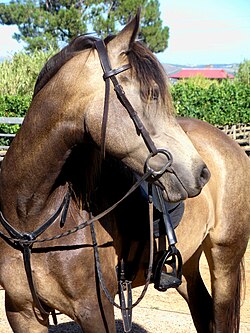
[95,40,131,159]
[23,244,50,315]
[90,182,155,333]
[0,189,71,321]
[95,39,158,158]
[0,188,71,242]
[154,186,177,246]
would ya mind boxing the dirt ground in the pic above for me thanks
[0,247,249,333]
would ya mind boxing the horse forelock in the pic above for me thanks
[127,41,174,116]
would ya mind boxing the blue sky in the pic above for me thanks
[158,0,250,65]
[0,0,250,65]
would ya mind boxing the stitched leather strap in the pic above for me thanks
[0,189,71,241]
[95,39,158,158]
[95,40,131,159]
[0,189,71,321]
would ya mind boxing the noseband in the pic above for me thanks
[94,39,173,177]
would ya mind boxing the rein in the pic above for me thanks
[90,184,155,332]
[0,171,152,246]
[0,188,72,322]
[0,170,154,328]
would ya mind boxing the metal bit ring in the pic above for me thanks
[145,148,173,177]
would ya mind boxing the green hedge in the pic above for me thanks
[0,95,31,117]
[0,95,32,146]
[0,49,56,96]
[1,50,250,127]
[1,51,249,127]
[0,78,250,138]
[0,48,55,146]
[171,79,250,125]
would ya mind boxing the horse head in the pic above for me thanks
[82,12,210,202]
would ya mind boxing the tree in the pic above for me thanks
[237,59,250,85]
[0,0,169,53]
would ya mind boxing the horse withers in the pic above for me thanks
[0,11,212,333]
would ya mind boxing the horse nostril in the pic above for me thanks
[200,166,211,187]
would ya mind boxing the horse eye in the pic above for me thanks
[151,87,160,101]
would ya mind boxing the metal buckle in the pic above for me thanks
[145,148,173,177]
[118,280,133,332]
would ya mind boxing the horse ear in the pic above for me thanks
[107,9,140,56]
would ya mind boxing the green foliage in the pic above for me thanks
[0,95,31,117]
[89,0,169,52]
[141,0,169,52]
[236,59,250,85]
[0,50,249,142]
[171,79,250,125]
[0,0,88,51]
[0,0,169,53]
[177,74,219,89]
[0,95,32,146]
[0,50,42,144]
[0,57,33,139]
[0,47,57,96]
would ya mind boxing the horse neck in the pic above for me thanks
[0,101,85,223]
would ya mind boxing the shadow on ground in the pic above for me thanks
[49,319,148,333]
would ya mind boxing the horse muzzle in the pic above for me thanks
[147,157,211,202]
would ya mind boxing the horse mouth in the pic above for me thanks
[156,175,195,203]
[162,186,188,203]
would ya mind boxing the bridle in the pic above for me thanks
[94,39,173,174]
[0,38,178,331]
[95,40,157,158]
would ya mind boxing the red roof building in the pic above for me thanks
[169,68,234,80]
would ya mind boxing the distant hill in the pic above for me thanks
[162,63,239,77]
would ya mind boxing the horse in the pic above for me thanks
[175,118,250,333]
[0,11,211,333]
[87,115,250,333]
[51,116,250,333]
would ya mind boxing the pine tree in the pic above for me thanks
[0,0,169,53]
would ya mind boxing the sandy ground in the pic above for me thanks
[0,248,249,333]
